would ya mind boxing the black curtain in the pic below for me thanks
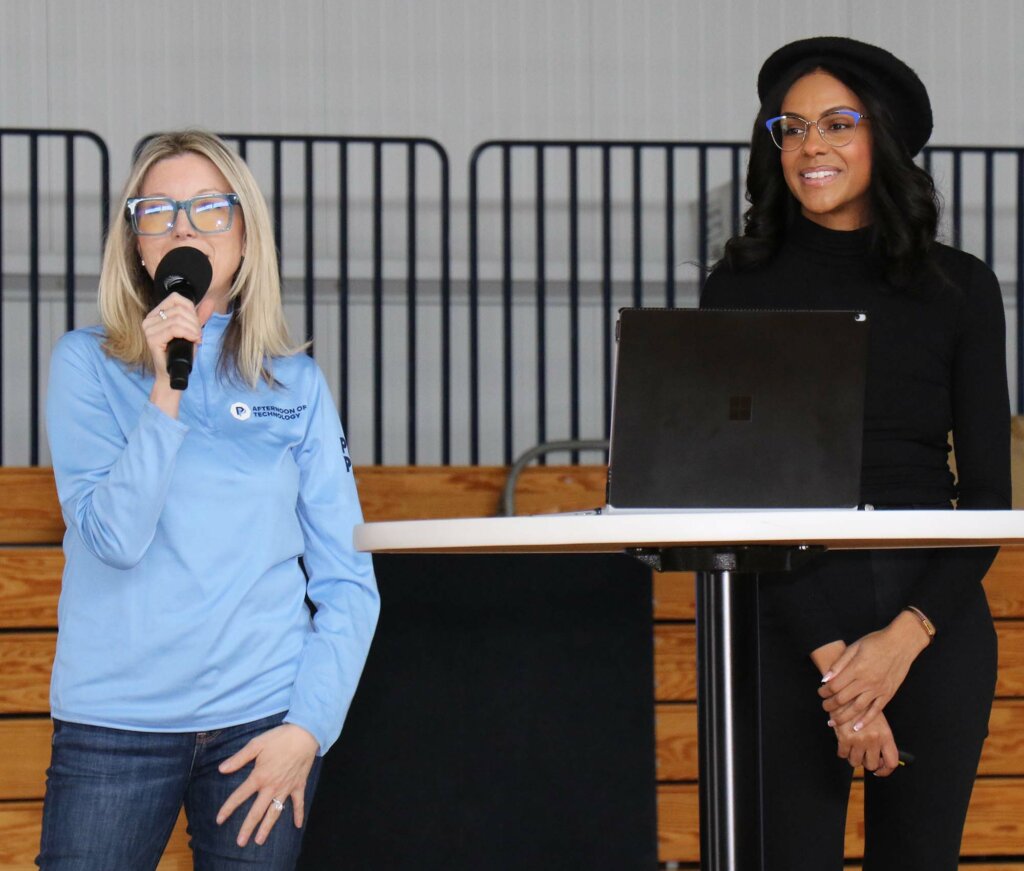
[300,552,657,870]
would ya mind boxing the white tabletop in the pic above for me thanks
[354,510,1024,554]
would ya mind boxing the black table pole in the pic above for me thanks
[695,566,762,870]
[636,545,822,871]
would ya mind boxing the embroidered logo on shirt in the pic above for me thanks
[229,402,308,422]
[251,404,307,421]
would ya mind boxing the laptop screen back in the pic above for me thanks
[606,308,868,510]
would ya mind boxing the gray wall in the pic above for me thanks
[4,0,1021,174]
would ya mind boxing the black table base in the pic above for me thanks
[636,546,823,871]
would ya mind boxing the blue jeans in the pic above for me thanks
[37,712,323,870]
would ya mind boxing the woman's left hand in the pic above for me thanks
[818,610,931,730]
[215,723,320,847]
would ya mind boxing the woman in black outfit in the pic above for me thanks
[701,37,1011,870]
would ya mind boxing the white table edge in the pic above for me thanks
[354,510,1024,554]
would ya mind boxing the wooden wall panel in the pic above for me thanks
[0,719,51,800]
[7,698,1024,798]
[654,546,1024,622]
[658,778,1024,863]
[654,621,1024,702]
[0,633,54,713]
[982,547,1024,616]
[0,802,190,870]
[0,465,609,543]
[0,549,63,628]
[3,464,1024,867]
[653,624,697,701]
[3,545,1021,632]
[656,700,1024,782]
[0,803,47,871]
[0,469,63,545]
[357,465,607,521]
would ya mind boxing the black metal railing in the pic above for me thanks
[924,146,1024,409]
[136,133,453,465]
[468,139,1024,466]
[0,128,110,465]
[468,139,749,465]
[5,131,1024,466]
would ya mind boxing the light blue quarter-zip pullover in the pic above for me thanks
[45,312,379,754]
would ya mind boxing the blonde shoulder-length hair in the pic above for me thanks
[99,129,300,387]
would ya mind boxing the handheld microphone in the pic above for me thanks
[153,247,213,390]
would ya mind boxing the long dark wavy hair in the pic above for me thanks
[721,58,941,290]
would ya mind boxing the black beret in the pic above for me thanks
[757,36,933,156]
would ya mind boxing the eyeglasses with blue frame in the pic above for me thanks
[124,193,241,236]
[765,109,869,151]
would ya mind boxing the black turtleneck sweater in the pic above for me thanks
[701,215,1011,651]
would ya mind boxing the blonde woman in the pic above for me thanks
[39,130,379,869]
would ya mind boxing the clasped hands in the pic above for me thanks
[812,611,931,776]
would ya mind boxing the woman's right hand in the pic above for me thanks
[834,711,899,777]
[144,292,203,377]
[143,292,202,416]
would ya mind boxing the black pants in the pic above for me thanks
[758,550,997,871]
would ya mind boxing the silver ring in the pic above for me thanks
[270,797,285,812]
[158,309,167,320]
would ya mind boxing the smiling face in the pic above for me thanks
[135,152,244,314]
[779,70,873,231]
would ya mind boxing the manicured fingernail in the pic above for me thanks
[853,722,863,732]
[827,719,835,727]
[821,671,833,683]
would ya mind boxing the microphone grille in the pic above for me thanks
[153,246,213,300]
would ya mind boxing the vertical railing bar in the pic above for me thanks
[952,148,963,250]
[698,146,709,294]
[569,146,580,463]
[0,136,5,463]
[406,143,418,465]
[303,139,315,352]
[272,139,283,272]
[338,143,350,430]
[984,150,995,269]
[468,151,479,462]
[64,135,76,332]
[99,134,110,247]
[29,135,40,465]
[501,145,514,465]
[1017,152,1024,413]
[372,142,384,464]
[468,149,481,464]
[632,146,643,307]
[601,145,613,438]
[730,146,742,238]
[665,145,675,308]
[439,148,452,464]
[535,144,547,463]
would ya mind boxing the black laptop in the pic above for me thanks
[605,308,869,510]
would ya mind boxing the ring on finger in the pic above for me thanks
[270,797,285,812]
[158,309,167,320]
